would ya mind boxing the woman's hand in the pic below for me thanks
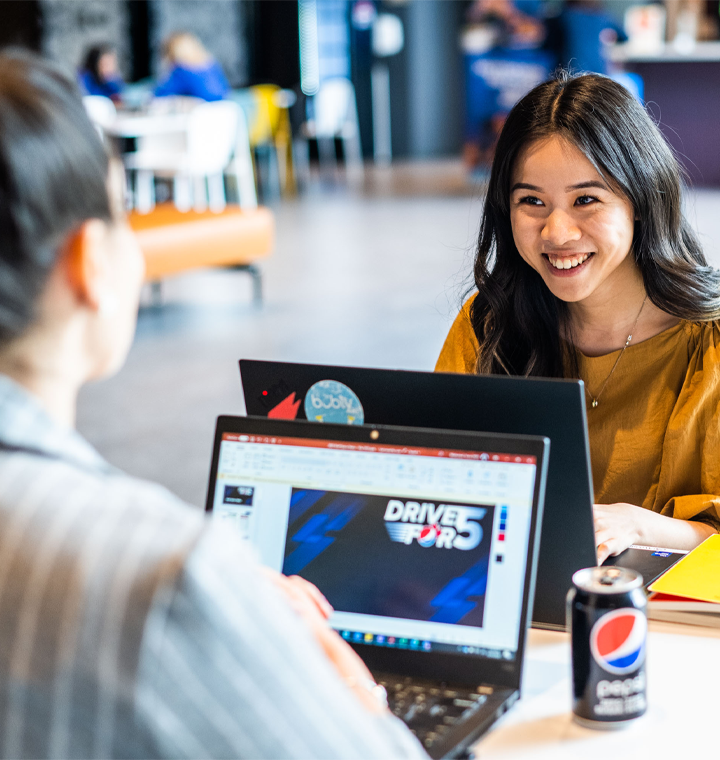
[593,503,717,565]
[264,570,334,621]
[262,569,388,714]
[593,502,645,564]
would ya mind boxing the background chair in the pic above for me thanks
[82,95,117,139]
[230,85,295,200]
[304,78,363,183]
[224,104,258,209]
[124,100,239,213]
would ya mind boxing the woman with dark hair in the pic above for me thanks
[0,50,423,759]
[79,43,124,100]
[437,72,720,563]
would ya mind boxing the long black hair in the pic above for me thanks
[471,71,720,377]
[0,49,111,346]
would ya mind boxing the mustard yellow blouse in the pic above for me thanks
[436,298,720,528]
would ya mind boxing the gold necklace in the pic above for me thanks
[585,296,648,409]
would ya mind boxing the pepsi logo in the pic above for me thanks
[418,523,440,547]
[590,608,647,676]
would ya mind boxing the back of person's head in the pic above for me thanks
[163,32,212,68]
[0,49,111,347]
[473,71,720,376]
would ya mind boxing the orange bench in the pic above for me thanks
[129,203,274,304]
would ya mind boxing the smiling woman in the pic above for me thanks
[436,72,720,562]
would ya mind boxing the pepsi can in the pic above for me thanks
[567,567,647,729]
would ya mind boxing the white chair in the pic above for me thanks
[124,100,239,213]
[306,78,363,182]
[131,97,205,172]
[224,107,258,209]
[82,95,117,138]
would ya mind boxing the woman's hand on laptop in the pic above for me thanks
[593,502,643,564]
[593,502,718,564]
[263,569,389,714]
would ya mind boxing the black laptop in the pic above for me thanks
[205,416,548,758]
[238,360,685,629]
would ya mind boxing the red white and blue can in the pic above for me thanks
[567,566,647,729]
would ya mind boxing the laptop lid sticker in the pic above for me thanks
[267,392,302,419]
[304,380,365,424]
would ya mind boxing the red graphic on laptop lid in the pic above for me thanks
[267,392,301,419]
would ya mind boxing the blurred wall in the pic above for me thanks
[380,0,464,159]
[40,0,131,77]
[149,0,248,87]
[405,0,464,158]
[37,0,248,85]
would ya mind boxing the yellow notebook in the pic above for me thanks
[648,535,720,604]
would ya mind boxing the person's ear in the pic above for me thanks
[62,219,112,312]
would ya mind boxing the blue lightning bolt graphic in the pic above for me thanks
[288,489,326,522]
[283,492,364,575]
[429,557,489,624]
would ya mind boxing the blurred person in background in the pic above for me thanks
[462,0,550,172]
[465,0,546,49]
[79,43,124,101]
[0,49,425,760]
[154,32,230,102]
[556,0,624,75]
[552,1,642,101]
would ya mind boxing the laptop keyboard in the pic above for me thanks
[377,674,492,750]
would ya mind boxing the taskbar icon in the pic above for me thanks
[338,629,433,653]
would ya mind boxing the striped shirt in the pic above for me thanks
[0,375,427,759]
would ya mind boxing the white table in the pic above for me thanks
[475,623,720,759]
[104,112,193,212]
[105,112,190,139]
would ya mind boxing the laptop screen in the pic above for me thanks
[209,428,538,664]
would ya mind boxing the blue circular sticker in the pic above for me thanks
[304,380,365,425]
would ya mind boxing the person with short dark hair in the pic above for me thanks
[437,72,720,563]
[0,49,425,760]
[79,43,124,101]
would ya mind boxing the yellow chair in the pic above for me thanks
[247,84,296,196]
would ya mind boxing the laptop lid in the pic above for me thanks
[239,359,596,629]
[205,416,548,692]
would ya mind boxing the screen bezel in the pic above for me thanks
[205,415,548,690]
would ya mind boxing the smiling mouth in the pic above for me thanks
[543,252,595,270]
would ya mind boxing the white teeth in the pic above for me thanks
[549,253,590,270]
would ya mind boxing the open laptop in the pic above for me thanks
[238,360,686,629]
[205,416,548,758]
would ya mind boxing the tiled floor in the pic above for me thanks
[76,160,720,508]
